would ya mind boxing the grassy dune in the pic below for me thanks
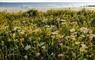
[0,8,95,60]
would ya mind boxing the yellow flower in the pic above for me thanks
[81,44,88,49]
[20,30,25,35]
[80,34,85,38]
[80,27,89,33]
[80,44,88,52]
[75,42,80,45]
[60,19,66,22]
[80,47,86,52]
[70,28,75,32]
[13,26,20,30]
[12,33,16,38]
[70,35,76,40]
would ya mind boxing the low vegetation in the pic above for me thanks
[0,9,95,60]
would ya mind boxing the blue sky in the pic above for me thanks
[0,0,95,2]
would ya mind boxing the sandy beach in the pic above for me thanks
[0,7,50,13]
[0,7,95,13]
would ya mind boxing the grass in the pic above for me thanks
[0,8,95,60]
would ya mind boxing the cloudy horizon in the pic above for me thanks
[0,0,95,2]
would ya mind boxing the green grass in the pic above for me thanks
[0,8,95,60]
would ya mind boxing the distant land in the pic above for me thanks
[86,5,95,7]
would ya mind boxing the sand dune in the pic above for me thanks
[0,7,95,13]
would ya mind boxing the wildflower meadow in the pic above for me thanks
[0,9,95,60]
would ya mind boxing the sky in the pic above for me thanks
[0,0,95,2]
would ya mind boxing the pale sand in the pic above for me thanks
[0,7,95,13]
[0,8,49,13]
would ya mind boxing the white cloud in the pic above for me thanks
[0,0,95,2]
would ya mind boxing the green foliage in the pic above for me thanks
[22,9,40,17]
[0,9,95,60]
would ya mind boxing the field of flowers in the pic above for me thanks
[0,9,95,60]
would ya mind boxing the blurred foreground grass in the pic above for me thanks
[0,9,95,60]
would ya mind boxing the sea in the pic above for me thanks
[0,2,95,8]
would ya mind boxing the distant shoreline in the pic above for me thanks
[0,7,95,13]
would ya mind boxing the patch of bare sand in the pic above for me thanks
[0,7,95,13]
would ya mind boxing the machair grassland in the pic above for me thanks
[0,9,95,60]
